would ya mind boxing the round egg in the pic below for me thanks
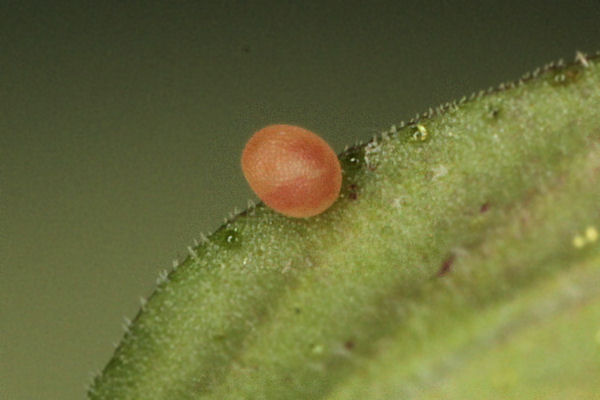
[241,124,342,218]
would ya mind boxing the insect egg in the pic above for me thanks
[241,124,342,218]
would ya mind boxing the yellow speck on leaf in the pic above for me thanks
[585,226,598,242]
[573,235,586,248]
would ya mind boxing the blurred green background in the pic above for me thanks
[1,1,599,399]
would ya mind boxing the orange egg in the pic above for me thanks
[241,124,342,218]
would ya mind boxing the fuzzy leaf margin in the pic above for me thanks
[89,53,600,399]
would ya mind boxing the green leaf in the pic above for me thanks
[89,54,600,399]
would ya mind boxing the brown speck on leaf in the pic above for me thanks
[437,254,456,276]
[348,184,358,200]
[344,340,355,350]
[480,202,490,213]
